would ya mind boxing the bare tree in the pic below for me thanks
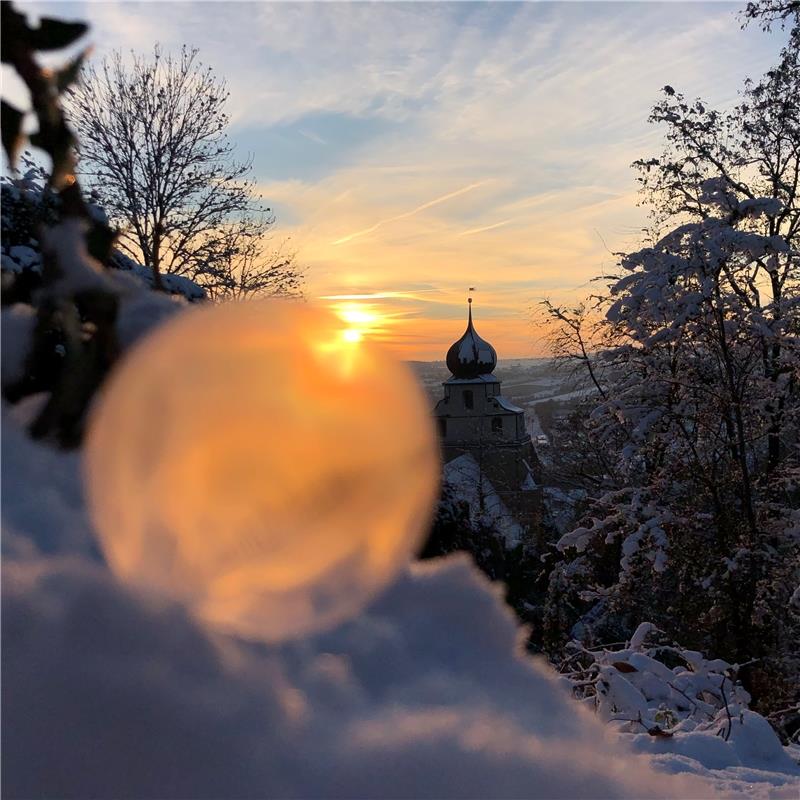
[199,219,304,301]
[67,45,303,298]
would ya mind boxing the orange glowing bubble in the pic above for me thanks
[84,300,440,642]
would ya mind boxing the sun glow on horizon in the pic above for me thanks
[332,300,386,345]
[342,328,363,343]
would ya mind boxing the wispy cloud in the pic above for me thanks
[331,180,491,246]
[319,291,438,302]
[458,219,514,237]
[298,129,327,146]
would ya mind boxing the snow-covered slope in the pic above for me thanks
[443,452,524,547]
[3,404,799,798]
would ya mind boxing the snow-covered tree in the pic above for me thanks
[543,2,800,719]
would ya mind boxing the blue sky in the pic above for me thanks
[10,1,789,357]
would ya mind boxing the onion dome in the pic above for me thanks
[446,299,497,378]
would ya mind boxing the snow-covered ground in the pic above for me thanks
[3,399,799,798]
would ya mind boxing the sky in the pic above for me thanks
[9,1,789,359]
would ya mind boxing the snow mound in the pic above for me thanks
[1,397,797,798]
[4,553,708,799]
[0,407,716,799]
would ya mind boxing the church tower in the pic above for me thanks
[433,296,542,542]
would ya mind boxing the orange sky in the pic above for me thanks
[13,2,786,361]
[232,5,780,362]
[294,176,644,360]
[324,294,548,363]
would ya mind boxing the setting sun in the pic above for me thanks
[332,300,386,344]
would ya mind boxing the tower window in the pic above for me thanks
[438,418,447,437]
[492,416,503,434]
[463,390,474,410]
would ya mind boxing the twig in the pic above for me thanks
[719,676,734,742]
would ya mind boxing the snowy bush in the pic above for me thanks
[562,622,755,738]
[559,623,800,789]
[0,163,202,445]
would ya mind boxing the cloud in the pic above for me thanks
[255,164,639,357]
[331,180,491,246]
[297,128,327,146]
[15,0,788,359]
[459,219,514,237]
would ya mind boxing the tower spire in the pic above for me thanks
[445,287,496,378]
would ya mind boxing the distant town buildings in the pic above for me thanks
[433,297,543,545]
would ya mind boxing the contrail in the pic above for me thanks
[321,292,413,301]
[319,290,440,303]
[458,218,514,237]
[298,129,327,146]
[331,180,491,246]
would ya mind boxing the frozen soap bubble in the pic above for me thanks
[85,300,440,642]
